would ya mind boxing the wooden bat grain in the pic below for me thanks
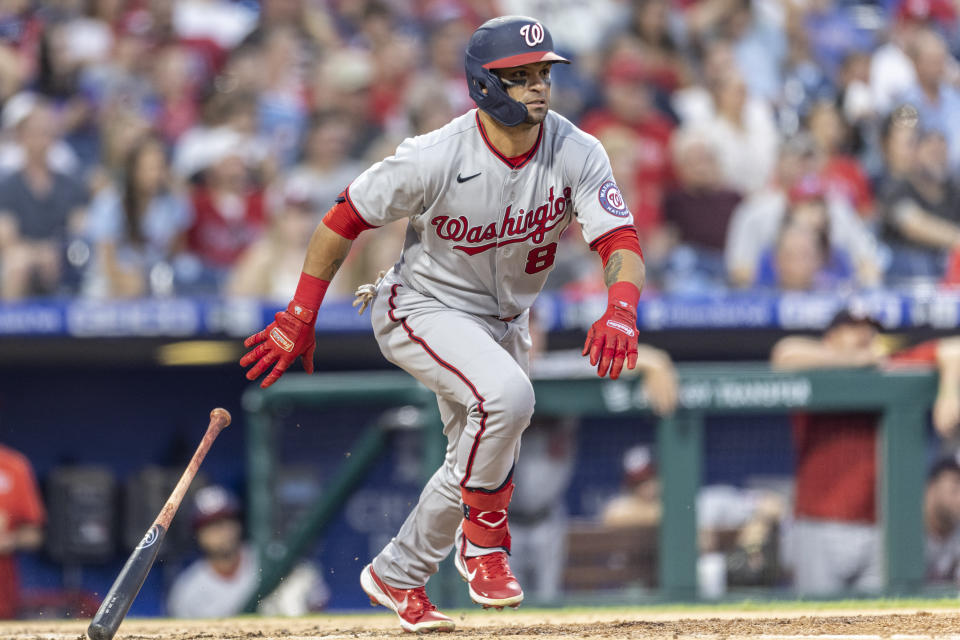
[87,408,231,640]
[154,408,231,529]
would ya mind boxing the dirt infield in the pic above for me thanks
[4,607,960,640]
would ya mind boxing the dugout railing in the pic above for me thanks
[242,365,937,609]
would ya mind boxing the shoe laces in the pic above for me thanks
[406,586,438,613]
[477,552,511,580]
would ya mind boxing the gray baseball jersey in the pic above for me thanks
[346,109,634,319]
[354,108,635,590]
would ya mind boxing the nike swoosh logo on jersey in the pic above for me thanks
[457,171,481,183]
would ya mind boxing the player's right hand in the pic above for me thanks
[240,301,317,388]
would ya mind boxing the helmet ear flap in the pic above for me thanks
[465,53,528,127]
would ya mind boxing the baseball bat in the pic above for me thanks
[87,408,231,640]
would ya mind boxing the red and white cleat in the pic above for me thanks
[454,550,524,608]
[360,564,455,633]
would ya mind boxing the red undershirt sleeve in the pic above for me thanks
[590,225,644,267]
[321,194,379,240]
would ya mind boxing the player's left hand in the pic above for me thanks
[240,301,317,388]
[582,298,639,379]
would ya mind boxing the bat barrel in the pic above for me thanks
[86,524,166,640]
[87,622,114,640]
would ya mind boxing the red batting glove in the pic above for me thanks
[240,272,329,388]
[241,301,317,388]
[582,281,640,380]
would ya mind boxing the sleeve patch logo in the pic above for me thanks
[598,180,629,217]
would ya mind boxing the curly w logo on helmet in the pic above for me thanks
[520,23,544,47]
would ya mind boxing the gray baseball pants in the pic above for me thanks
[369,272,534,588]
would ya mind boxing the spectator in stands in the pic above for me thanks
[168,485,328,617]
[0,91,81,177]
[925,456,960,585]
[771,310,960,595]
[404,74,457,138]
[226,174,316,301]
[0,442,45,619]
[173,89,268,183]
[312,48,383,161]
[681,66,779,194]
[779,8,834,126]
[84,134,193,298]
[658,127,741,292]
[36,19,102,171]
[836,53,875,151]
[284,110,364,215]
[870,4,922,115]
[0,97,88,299]
[580,52,674,237]
[151,45,201,146]
[185,128,267,289]
[255,27,310,169]
[898,29,960,171]
[243,0,332,48]
[897,0,958,46]
[677,0,741,46]
[77,12,159,148]
[871,107,919,194]
[800,0,876,82]
[0,2,41,87]
[754,219,852,291]
[616,0,690,95]
[727,166,880,289]
[880,126,960,281]
[672,38,733,123]
[422,16,472,119]
[807,99,875,220]
[725,0,787,104]
[726,135,815,287]
[359,8,422,135]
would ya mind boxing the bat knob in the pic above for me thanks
[210,408,232,428]
[88,622,115,640]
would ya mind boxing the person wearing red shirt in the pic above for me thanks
[186,132,267,278]
[807,100,875,219]
[0,444,45,619]
[771,310,960,595]
[580,53,674,237]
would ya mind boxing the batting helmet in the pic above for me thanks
[465,16,570,127]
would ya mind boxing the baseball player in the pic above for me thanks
[241,16,646,632]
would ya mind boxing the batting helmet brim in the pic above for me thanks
[482,51,570,69]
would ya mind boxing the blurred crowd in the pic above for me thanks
[3,0,960,300]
